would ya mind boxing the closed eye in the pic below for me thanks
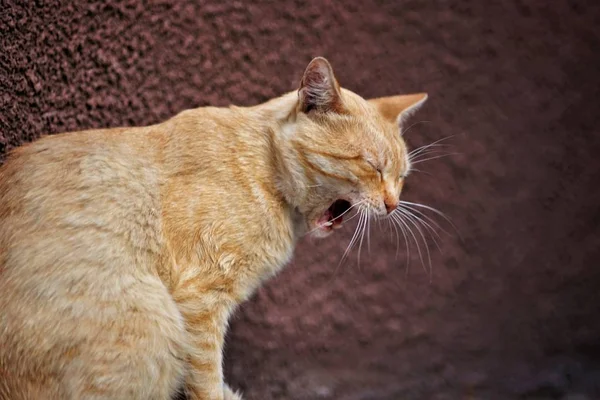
[366,160,381,173]
[366,161,383,180]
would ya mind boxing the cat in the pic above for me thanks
[0,57,427,400]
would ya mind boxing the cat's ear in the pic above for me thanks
[297,57,343,114]
[369,93,428,128]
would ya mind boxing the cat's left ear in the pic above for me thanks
[368,93,428,130]
[297,57,343,114]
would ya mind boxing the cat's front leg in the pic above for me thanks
[180,306,228,400]
[173,284,238,400]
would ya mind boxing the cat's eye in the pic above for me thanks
[365,159,384,182]
[366,160,382,175]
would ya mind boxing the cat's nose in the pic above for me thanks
[384,200,397,214]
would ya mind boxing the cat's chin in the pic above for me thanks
[310,227,336,238]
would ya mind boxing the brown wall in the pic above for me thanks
[1,1,599,399]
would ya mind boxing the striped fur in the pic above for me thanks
[0,57,426,399]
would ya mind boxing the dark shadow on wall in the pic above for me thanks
[1,1,600,399]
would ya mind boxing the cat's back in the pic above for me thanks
[0,123,169,287]
[0,127,188,399]
[0,125,160,206]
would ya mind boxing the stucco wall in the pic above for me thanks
[1,1,599,399]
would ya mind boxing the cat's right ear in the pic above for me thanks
[297,57,343,114]
[369,93,428,129]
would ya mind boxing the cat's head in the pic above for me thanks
[282,57,427,238]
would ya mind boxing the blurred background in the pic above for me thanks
[1,1,599,399]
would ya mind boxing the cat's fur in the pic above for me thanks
[0,57,427,400]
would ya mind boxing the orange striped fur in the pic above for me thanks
[0,57,426,399]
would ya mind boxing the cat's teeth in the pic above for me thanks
[323,221,333,227]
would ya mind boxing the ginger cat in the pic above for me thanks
[0,57,427,400]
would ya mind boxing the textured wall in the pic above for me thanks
[1,1,600,399]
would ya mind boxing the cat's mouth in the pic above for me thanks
[316,199,352,232]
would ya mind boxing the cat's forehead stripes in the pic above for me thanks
[293,142,357,184]
[305,148,362,161]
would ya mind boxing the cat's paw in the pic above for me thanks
[224,385,243,400]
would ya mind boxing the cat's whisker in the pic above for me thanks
[396,211,437,283]
[408,144,452,160]
[409,149,457,166]
[387,218,401,260]
[399,203,451,238]
[399,200,460,238]
[396,209,433,277]
[390,213,415,276]
[388,212,411,272]
[367,206,372,255]
[338,209,366,268]
[297,182,324,192]
[356,207,369,269]
[408,135,455,157]
[341,210,365,258]
[409,147,452,162]
[332,209,365,281]
[396,215,412,276]
[398,208,442,253]
[391,212,427,275]
[406,167,433,177]
[398,206,443,240]
[409,143,450,156]
[408,134,455,156]
[408,135,457,169]
[410,152,461,165]
[401,120,432,136]
[342,211,360,224]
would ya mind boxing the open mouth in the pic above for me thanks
[317,199,352,231]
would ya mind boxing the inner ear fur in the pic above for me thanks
[368,93,428,125]
[297,57,344,114]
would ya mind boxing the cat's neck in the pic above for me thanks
[253,92,310,219]
[160,91,307,235]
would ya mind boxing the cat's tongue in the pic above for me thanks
[317,210,333,229]
[317,209,343,230]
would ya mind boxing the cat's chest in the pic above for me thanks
[176,185,294,272]
[206,210,296,299]
[163,164,296,294]
[231,210,295,274]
